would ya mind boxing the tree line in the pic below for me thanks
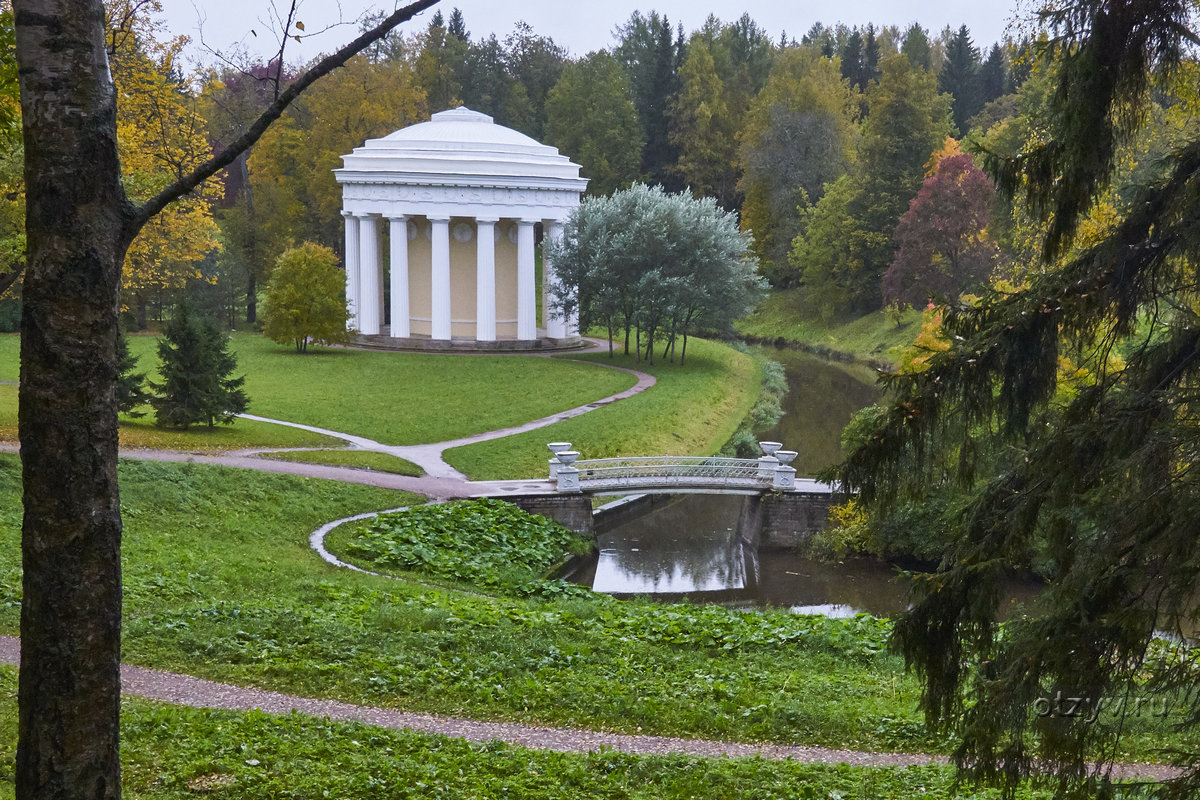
[0,3,1031,331]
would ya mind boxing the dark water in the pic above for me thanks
[569,494,1041,616]
[751,346,882,477]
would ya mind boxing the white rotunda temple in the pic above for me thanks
[335,107,587,349]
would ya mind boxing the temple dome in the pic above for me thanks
[335,107,587,190]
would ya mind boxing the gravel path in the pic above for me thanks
[0,635,933,766]
[0,636,1176,779]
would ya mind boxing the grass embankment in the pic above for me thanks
[0,670,1047,800]
[0,455,936,754]
[445,338,759,479]
[259,449,424,477]
[0,459,1176,794]
[736,289,922,366]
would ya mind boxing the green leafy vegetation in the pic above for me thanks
[444,338,758,479]
[260,242,350,353]
[339,499,592,596]
[720,356,786,458]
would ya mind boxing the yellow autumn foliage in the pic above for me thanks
[108,0,220,299]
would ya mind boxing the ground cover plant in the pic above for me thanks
[338,499,592,596]
[259,449,423,477]
[444,337,759,479]
[0,667,1052,800]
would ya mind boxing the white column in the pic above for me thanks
[542,220,568,339]
[517,219,536,340]
[342,211,360,330]
[430,216,452,340]
[388,215,410,338]
[358,214,382,335]
[475,217,498,341]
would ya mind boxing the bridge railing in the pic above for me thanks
[547,444,798,493]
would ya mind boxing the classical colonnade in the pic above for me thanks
[342,212,571,342]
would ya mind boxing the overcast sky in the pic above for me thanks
[161,0,1035,69]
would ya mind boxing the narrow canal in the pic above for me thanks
[568,347,1040,616]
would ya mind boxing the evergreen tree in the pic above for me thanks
[938,25,982,135]
[150,302,248,428]
[901,23,932,71]
[839,2,1200,796]
[862,24,881,84]
[614,11,682,188]
[979,42,1008,104]
[447,8,467,40]
[115,332,148,417]
[841,29,865,90]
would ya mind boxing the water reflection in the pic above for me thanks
[574,494,1042,617]
[592,494,747,595]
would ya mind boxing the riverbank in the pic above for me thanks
[735,288,922,368]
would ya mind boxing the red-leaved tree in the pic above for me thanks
[882,152,999,307]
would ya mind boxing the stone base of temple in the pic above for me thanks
[351,333,586,353]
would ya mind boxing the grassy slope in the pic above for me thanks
[0,455,946,755]
[445,338,759,479]
[258,449,424,476]
[736,288,923,366]
[0,460,1173,794]
[0,669,1047,800]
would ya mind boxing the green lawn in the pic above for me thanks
[0,335,755,471]
[258,449,424,476]
[0,383,341,450]
[444,338,760,479]
[736,289,923,366]
[186,334,636,446]
[0,334,636,448]
[0,455,946,754]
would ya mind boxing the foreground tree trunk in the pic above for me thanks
[15,2,127,797]
[12,1,438,797]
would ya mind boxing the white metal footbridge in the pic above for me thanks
[546,441,814,495]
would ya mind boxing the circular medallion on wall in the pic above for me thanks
[406,220,419,241]
[494,223,504,244]
[507,224,519,244]
[452,222,474,243]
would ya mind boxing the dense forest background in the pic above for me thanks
[0,2,1190,334]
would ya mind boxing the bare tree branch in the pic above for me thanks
[125,0,439,239]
